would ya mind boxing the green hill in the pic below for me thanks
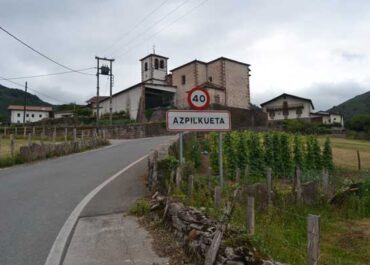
[0,83,52,123]
[328,91,370,121]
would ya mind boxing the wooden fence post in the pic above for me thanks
[295,166,302,203]
[52,128,56,144]
[175,166,182,188]
[64,128,68,142]
[32,126,35,136]
[10,134,15,158]
[247,196,255,235]
[28,133,32,146]
[0,134,2,159]
[40,131,44,145]
[73,128,77,143]
[207,166,212,191]
[15,127,18,136]
[214,186,221,208]
[235,167,241,183]
[188,175,193,197]
[357,150,361,170]
[23,127,26,138]
[307,214,320,265]
[266,167,272,206]
[322,168,329,195]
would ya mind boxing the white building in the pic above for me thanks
[99,54,176,120]
[8,105,53,124]
[260,93,314,121]
[310,111,344,127]
[54,110,74,119]
[96,53,251,121]
[260,93,344,127]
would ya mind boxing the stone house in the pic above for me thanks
[96,53,251,121]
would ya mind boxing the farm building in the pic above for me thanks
[260,93,344,127]
[8,105,53,124]
[94,53,251,121]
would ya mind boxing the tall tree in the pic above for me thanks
[322,137,334,173]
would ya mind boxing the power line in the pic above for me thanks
[0,75,67,104]
[109,0,191,57]
[115,0,210,59]
[0,67,96,81]
[0,25,94,76]
[101,0,171,55]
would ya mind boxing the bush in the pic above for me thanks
[129,198,151,216]
[346,114,370,132]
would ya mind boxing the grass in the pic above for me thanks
[318,136,370,171]
[0,136,56,159]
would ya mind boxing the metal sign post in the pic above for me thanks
[218,132,224,188]
[179,131,184,164]
[166,87,231,187]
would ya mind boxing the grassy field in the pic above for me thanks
[0,137,57,159]
[318,136,370,171]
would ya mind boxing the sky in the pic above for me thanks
[1,0,370,110]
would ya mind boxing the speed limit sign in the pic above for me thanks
[187,86,210,110]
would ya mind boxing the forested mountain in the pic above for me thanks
[328,91,370,121]
[0,84,51,122]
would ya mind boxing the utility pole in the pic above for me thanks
[95,56,115,126]
[95,57,100,127]
[23,81,27,124]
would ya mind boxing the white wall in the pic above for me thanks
[141,56,167,82]
[10,110,50,124]
[100,86,142,120]
[330,114,344,127]
[262,96,313,121]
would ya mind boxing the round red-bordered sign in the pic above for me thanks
[187,86,210,110]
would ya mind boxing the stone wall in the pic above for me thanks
[19,138,108,162]
[105,122,173,139]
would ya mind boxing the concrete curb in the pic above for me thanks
[44,154,149,265]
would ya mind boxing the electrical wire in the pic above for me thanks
[109,0,191,57]
[0,67,96,81]
[115,0,210,59]
[101,0,171,55]
[0,25,94,76]
[0,75,67,104]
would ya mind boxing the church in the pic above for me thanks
[98,53,251,121]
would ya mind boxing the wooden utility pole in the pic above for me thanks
[23,81,27,124]
[95,56,115,126]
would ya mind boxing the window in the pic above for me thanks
[159,60,164,69]
[32,114,34,118]
[26,114,29,117]
[39,114,42,118]
[181,75,186,84]
[209,76,213,82]
[144,62,148,71]
[154,58,159,69]
[17,113,20,117]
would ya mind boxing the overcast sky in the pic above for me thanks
[1,0,370,110]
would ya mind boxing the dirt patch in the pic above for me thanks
[137,216,192,265]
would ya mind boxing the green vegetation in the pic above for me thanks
[329,91,370,122]
[161,132,370,265]
[129,198,151,216]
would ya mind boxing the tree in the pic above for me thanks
[263,133,274,169]
[293,135,304,170]
[312,137,322,171]
[280,133,293,178]
[305,136,315,171]
[223,132,236,179]
[272,133,283,177]
[236,131,247,176]
[248,132,264,177]
[209,132,219,175]
[322,137,334,173]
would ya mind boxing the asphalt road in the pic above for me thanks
[0,136,173,265]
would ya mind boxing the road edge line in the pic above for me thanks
[44,154,149,265]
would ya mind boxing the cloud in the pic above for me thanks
[1,0,370,109]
